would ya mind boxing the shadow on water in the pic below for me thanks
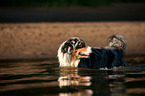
[0,55,145,96]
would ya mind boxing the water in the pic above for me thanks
[0,55,145,96]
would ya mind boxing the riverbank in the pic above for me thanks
[0,22,145,59]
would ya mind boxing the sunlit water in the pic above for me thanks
[0,55,145,96]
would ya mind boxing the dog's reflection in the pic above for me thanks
[58,74,91,88]
[58,67,93,96]
[59,89,93,96]
[57,67,126,96]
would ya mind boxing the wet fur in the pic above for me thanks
[57,34,127,69]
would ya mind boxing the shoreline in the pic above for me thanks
[0,22,145,59]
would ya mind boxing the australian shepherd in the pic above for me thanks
[57,34,127,69]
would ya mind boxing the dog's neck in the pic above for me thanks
[58,51,79,67]
[70,59,80,67]
[70,49,80,67]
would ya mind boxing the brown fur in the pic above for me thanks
[71,46,89,63]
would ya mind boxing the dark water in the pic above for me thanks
[0,55,145,96]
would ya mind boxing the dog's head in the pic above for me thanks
[61,37,86,54]
[58,37,92,67]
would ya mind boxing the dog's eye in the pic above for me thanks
[77,43,83,48]
[76,41,85,49]
[78,43,82,47]
[80,42,85,47]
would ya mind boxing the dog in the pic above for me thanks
[57,34,127,69]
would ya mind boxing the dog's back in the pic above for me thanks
[78,34,127,69]
[79,48,126,69]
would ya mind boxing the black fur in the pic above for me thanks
[78,48,126,69]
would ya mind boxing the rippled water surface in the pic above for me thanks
[0,55,145,96]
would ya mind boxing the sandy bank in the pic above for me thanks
[0,22,145,59]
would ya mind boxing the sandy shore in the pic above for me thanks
[0,22,145,59]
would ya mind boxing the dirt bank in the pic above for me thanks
[0,22,145,59]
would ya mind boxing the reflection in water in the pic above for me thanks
[57,67,126,96]
[0,60,58,93]
[59,89,93,96]
[58,68,91,87]
[0,55,145,96]
[58,68,93,96]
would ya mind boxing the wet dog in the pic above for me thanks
[57,34,127,69]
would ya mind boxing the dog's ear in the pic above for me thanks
[61,42,73,53]
[61,42,69,53]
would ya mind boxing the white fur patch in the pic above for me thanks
[57,41,71,67]
[58,41,92,67]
